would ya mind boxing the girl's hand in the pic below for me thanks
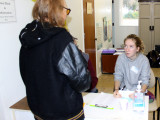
[129,93,135,99]
[113,90,122,98]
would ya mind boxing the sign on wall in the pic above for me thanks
[0,0,16,22]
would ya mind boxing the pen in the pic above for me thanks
[89,105,114,109]
[121,85,126,90]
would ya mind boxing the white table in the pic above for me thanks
[83,93,149,120]
[10,93,148,120]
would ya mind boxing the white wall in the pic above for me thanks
[66,0,84,51]
[0,0,34,120]
[95,0,112,76]
[0,1,84,120]
[114,0,138,48]
[95,0,112,49]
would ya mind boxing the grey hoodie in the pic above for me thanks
[114,53,150,91]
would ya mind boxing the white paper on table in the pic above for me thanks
[84,93,121,119]
[89,93,120,109]
[119,90,135,98]
[84,93,137,120]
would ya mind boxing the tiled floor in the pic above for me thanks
[96,68,160,120]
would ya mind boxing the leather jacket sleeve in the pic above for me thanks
[57,42,91,93]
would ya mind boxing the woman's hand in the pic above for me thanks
[113,90,121,98]
[129,93,135,99]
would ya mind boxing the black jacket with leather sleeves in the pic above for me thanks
[19,20,91,120]
[58,42,91,93]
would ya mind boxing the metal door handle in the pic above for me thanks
[149,26,154,31]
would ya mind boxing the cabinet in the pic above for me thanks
[101,54,118,73]
[139,2,160,54]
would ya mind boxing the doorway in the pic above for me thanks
[83,0,113,76]
[83,0,96,72]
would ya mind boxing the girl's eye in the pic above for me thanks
[130,46,133,48]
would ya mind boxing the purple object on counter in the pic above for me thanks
[102,49,116,54]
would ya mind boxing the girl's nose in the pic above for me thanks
[125,47,129,52]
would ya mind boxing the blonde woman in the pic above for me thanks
[19,0,91,119]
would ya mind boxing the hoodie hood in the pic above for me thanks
[19,20,65,48]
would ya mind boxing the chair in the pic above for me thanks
[154,77,160,120]
[157,107,160,120]
[156,78,160,120]
[148,69,160,120]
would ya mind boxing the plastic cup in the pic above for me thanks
[120,98,128,111]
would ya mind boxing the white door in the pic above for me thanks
[139,2,160,54]
[153,3,160,46]
[139,3,152,54]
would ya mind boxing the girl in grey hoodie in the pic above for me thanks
[113,34,150,98]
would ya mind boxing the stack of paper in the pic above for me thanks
[113,48,125,55]
[102,49,116,55]
[116,48,125,52]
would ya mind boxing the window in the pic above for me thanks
[120,0,139,26]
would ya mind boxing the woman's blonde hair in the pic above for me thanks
[32,0,65,27]
[124,34,144,53]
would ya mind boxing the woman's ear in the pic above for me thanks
[137,47,140,52]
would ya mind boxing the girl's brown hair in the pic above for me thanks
[32,0,65,27]
[124,34,144,53]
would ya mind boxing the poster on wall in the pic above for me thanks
[103,17,107,41]
[0,0,16,23]
[107,20,112,42]
[103,17,112,43]
[96,23,103,50]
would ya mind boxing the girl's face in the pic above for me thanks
[124,39,140,60]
